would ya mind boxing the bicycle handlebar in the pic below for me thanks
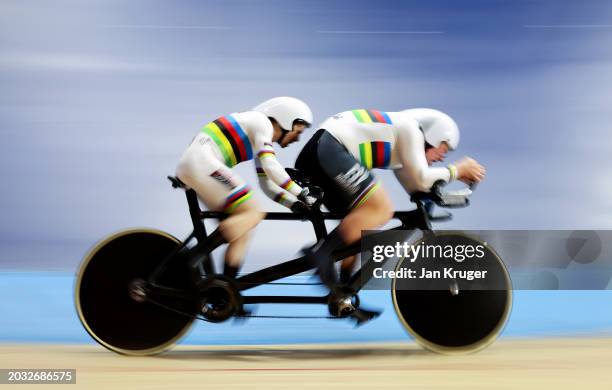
[410,180,473,209]
[285,169,473,210]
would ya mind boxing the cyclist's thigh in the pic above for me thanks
[354,183,391,211]
[315,131,376,212]
[176,138,252,213]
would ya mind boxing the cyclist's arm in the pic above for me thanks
[254,157,298,208]
[394,118,452,193]
[251,113,302,197]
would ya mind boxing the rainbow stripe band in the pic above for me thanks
[280,178,297,191]
[352,109,392,124]
[202,115,253,167]
[274,193,286,203]
[359,141,391,169]
[351,181,380,209]
[258,150,275,159]
[223,186,253,213]
[274,192,292,207]
[447,164,458,181]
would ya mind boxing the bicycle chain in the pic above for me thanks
[146,295,342,322]
[243,281,324,286]
[235,314,343,320]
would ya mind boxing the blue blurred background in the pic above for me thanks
[1,0,611,343]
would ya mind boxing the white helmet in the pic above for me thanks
[402,108,460,150]
[252,97,313,131]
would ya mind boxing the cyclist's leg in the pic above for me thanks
[299,130,394,290]
[299,131,388,322]
[224,230,252,267]
[339,186,394,282]
[218,201,263,243]
[176,138,263,276]
[339,185,394,243]
[219,202,263,278]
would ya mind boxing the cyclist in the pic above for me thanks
[176,97,315,280]
[296,108,485,296]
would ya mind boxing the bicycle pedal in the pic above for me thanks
[349,308,381,327]
[328,292,360,317]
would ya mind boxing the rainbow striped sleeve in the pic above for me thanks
[201,114,253,167]
[352,109,392,124]
[359,141,392,169]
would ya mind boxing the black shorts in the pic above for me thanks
[295,129,379,213]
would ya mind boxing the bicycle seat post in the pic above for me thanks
[184,189,208,240]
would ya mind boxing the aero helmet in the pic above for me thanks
[252,97,313,131]
[403,108,459,150]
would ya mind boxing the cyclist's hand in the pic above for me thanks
[290,201,311,215]
[454,157,486,184]
[298,187,323,207]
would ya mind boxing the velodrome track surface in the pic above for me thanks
[2,338,612,389]
[2,273,612,388]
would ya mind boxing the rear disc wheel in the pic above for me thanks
[75,229,196,355]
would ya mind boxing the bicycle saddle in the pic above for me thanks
[167,176,186,189]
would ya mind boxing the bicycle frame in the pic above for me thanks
[147,188,450,306]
